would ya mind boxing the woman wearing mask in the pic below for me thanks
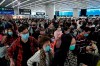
[1,28,18,65]
[64,38,77,66]
[27,36,53,66]
[51,27,77,66]
[54,26,63,52]
[45,23,55,37]
[2,28,18,47]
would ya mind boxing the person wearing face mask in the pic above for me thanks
[53,26,63,52]
[0,24,18,66]
[76,27,97,66]
[73,26,84,37]
[45,23,55,37]
[64,38,77,66]
[51,26,74,66]
[8,24,39,66]
[2,28,18,47]
[76,27,91,48]
[54,27,63,40]
[27,36,53,66]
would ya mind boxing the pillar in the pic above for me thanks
[73,8,79,18]
[45,3,55,20]
[14,7,19,15]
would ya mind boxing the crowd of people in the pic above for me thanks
[0,17,100,66]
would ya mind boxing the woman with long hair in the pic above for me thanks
[27,36,53,66]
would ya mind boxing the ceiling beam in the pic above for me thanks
[5,0,17,7]
[0,0,5,5]
[13,0,30,8]
[19,0,55,8]
[16,0,42,8]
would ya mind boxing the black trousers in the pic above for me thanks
[51,51,66,66]
[0,57,7,66]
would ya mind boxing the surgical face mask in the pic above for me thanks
[21,33,29,41]
[69,44,75,51]
[84,33,89,37]
[44,46,51,52]
[8,32,13,36]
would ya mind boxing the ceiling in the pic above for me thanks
[0,0,100,10]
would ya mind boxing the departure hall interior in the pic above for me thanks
[0,0,100,66]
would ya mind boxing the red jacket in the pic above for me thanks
[8,36,38,66]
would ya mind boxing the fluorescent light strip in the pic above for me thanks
[0,0,5,5]
[20,3,46,8]
[13,0,30,8]
[20,0,78,8]
[5,0,17,7]
[18,0,42,8]
[19,0,55,8]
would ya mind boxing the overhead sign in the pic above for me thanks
[0,7,14,11]
[19,9,31,15]
[36,12,45,15]
[0,7,14,15]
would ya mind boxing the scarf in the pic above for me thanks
[39,49,53,66]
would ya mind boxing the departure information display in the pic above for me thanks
[19,9,31,15]
[0,7,14,15]
[36,12,45,15]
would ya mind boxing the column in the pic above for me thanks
[14,7,19,15]
[45,3,55,20]
[73,8,79,18]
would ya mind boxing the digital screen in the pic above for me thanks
[0,7,14,15]
[19,9,31,15]
[86,9,100,16]
[59,11,73,16]
[0,7,14,11]
[55,9,100,17]
[36,12,45,15]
